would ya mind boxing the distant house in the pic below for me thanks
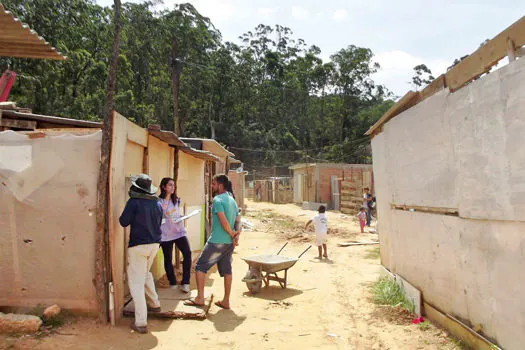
[289,163,373,211]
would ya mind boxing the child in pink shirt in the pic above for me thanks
[357,207,367,233]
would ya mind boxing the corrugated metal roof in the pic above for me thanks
[0,4,66,60]
[179,146,219,161]
[179,137,235,157]
[147,128,186,147]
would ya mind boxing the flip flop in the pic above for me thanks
[214,301,230,309]
[184,299,205,307]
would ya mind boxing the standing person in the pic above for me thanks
[305,205,328,259]
[184,174,240,309]
[363,187,373,227]
[119,174,162,334]
[357,207,367,233]
[159,177,192,293]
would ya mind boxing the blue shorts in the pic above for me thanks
[195,242,234,276]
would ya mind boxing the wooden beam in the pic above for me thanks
[0,117,36,129]
[445,16,525,92]
[391,203,458,216]
[424,302,499,350]
[507,39,516,62]
[365,91,419,136]
[417,74,446,102]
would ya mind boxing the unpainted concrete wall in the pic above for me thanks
[372,57,525,349]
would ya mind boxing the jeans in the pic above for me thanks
[127,243,161,327]
[160,236,192,285]
[195,242,235,276]
[366,208,372,226]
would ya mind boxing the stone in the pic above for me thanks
[0,313,42,333]
[42,304,61,320]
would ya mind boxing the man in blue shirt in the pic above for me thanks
[119,174,162,334]
[185,174,240,309]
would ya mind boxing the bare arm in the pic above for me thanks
[217,212,236,238]
[305,219,312,229]
[234,214,241,231]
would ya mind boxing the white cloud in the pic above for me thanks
[332,9,347,21]
[372,50,450,96]
[257,7,279,19]
[292,6,309,20]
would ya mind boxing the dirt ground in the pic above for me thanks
[1,200,464,350]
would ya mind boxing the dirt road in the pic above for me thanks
[1,200,461,349]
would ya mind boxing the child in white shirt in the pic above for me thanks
[305,205,328,259]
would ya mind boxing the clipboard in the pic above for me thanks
[173,209,201,224]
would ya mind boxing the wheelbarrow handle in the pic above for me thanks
[276,242,288,255]
[297,245,312,258]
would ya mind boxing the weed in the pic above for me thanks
[418,321,431,331]
[365,247,380,259]
[371,277,414,313]
[449,337,471,349]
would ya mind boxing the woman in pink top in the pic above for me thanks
[159,177,192,293]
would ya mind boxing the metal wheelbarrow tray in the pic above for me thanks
[242,243,311,291]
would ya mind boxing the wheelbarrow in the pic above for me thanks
[241,243,311,294]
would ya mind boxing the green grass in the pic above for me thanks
[449,337,471,349]
[365,247,380,259]
[371,277,414,313]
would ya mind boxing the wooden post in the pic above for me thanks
[142,147,149,174]
[173,147,179,197]
[95,0,121,323]
[507,39,516,62]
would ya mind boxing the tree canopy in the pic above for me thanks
[1,0,395,168]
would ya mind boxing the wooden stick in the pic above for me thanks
[337,242,379,247]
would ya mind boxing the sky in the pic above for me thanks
[96,0,524,96]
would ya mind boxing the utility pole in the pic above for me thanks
[170,39,182,135]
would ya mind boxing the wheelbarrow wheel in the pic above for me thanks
[242,268,263,294]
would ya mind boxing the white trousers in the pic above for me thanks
[127,243,161,327]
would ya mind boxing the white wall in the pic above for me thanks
[372,57,525,350]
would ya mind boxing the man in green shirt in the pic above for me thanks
[185,174,240,309]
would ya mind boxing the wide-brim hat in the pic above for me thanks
[130,173,158,195]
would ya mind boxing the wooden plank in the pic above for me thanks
[391,203,458,216]
[424,302,499,350]
[0,117,36,129]
[507,39,516,62]
[445,16,525,92]
[123,293,213,320]
[126,121,148,147]
[23,128,100,135]
[366,91,419,136]
[417,74,446,102]
[338,241,379,247]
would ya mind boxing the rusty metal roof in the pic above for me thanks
[0,4,66,60]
